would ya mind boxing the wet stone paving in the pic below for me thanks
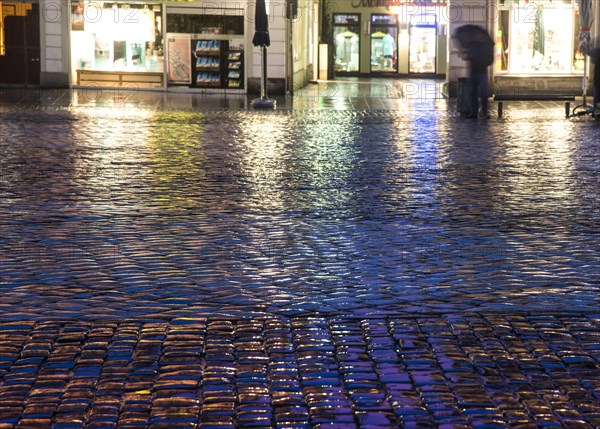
[0,87,599,428]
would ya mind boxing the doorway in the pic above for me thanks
[333,14,360,75]
[409,14,436,74]
[370,14,398,74]
[0,2,40,86]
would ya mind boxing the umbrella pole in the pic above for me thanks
[262,45,268,99]
[251,45,276,108]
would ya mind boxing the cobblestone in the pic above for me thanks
[0,316,597,427]
[1,82,599,427]
[1,99,599,320]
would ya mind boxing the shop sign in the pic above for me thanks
[350,0,446,7]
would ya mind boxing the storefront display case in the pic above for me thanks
[370,14,398,73]
[495,2,582,75]
[166,36,244,90]
[194,39,221,88]
[166,12,244,91]
[333,14,360,74]
[227,50,243,88]
[409,14,436,74]
[70,1,164,88]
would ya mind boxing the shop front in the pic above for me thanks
[164,4,245,91]
[329,0,447,78]
[70,0,164,88]
[492,0,585,94]
[69,0,246,91]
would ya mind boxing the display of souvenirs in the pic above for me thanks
[228,51,241,61]
[188,39,243,89]
[195,40,221,56]
[196,72,221,87]
[196,56,220,71]
[227,49,243,89]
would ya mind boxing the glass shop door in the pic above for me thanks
[409,14,436,74]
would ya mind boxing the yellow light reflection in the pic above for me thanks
[147,111,207,209]
[73,107,156,211]
[237,114,290,212]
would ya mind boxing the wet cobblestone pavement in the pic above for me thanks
[1,316,600,428]
[1,83,599,427]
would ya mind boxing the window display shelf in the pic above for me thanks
[76,69,164,88]
[196,56,220,71]
[227,49,243,89]
[196,72,221,88]
[194,40,221,56]
[193,39,222,88]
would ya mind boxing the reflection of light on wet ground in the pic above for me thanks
[237,114,291,212]
[72,108,156,212]
[500,119,576,207]
[1,97,598,318]
[146,111,207,209]
[293,112,360,212]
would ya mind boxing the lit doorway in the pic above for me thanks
[409,14,436,74]
[333,14,360,74]
[370,14,397,74]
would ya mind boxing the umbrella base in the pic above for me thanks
[251,98,276,108]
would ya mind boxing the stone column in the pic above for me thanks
[39,0,70,87]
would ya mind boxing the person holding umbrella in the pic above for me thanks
[454,25,494,119]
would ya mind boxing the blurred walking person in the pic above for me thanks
[454,25,495,119]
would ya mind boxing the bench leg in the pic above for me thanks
[498,101,503,117]
[565,102,570,118]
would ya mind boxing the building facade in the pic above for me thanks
[1,0,599,95]
[325,0,449,78]
[447,0,600,95]
[321,0,599,95]
[0,1,41,86]
[0,0,318,94]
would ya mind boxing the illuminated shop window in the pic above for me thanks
[70,1,163,73]
[333,14,360,73]
[370,14,398,73]
[496,1,582,74]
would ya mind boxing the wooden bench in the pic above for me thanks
[76,70,164,88]
[493,94,576,118]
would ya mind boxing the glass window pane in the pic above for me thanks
[509,6,573,73]
[334,25,360,72]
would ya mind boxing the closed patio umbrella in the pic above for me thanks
[251,0,275,108]
[252,0,270,47]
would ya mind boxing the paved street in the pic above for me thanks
[0,81,599,428]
